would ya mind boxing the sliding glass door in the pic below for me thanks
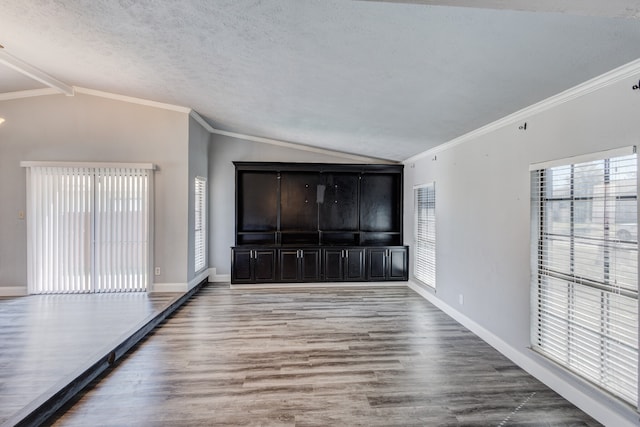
[25,164,154,294]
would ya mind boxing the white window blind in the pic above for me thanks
[415,183,436,287]
[25,164,152,294]
[530,149,638,406]
[194,176,207,272]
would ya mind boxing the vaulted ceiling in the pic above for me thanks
[2,1,640,161]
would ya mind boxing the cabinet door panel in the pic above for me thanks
[345,248,366,281]
[279,249,300,282]
[301,249,321,281]
[323,249,344,281]
[360,174,400,232]
[388,247,408,280]
[319,173,358,231]
[280,172,319,231]
[367,248,387,281]
[254,250,276,282]
[238,172,279,232]
[232,249,253,283]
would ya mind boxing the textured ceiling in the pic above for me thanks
[1,1,640,161]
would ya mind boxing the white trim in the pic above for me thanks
[363,0,640,19]
[407,280,639,427]
[20,161,156,170]
[188,270,209,290]
[207,268,231,283]
[230,281,407,290]
[413,182,435,189]
[0,286,28,297]
[214,274,231,283]
[74,87,191,113]
[529,145,636,170]
[0,50,74,96]
[189,110,394,164]
[404,58,640,164]
[0,88,60,101]
[189,110,216,133]
[150,282,188,293]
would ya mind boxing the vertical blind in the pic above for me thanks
[530,149,638,406]
[194,176,207,272]
[25,164,152,294]
[415,183,436,287]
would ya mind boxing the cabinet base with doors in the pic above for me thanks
[230,246,407,283]
[231,162,408,284]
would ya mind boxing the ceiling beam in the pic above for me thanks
[357,0,640,19]
[0,49,74,96]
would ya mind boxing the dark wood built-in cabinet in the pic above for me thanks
[231,162,408,283]
[279,248,321,282]
[323,247,367,281]
[367,247,408,281]
[231,248,277,283]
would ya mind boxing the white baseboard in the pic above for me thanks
[0,286,28,297]
[407,280,639,427]
[150,282,187,293]
[208,268,230,283]
[230,281,407,290]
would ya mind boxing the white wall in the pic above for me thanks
[404,72,640,426]
[0,93,190,293]
[207,133,386,277]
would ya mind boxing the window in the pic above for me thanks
[24,163,153,293]
[194,176,207,272]
[414,183,436,287]
[530,147,638,406]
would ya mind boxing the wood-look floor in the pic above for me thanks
[0,292,180,426]
[49,285,600,426]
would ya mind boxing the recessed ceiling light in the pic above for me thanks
[0,118,5,125]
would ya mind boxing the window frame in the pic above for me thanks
[530,147,638,407]
[414,182,436,288]
[194,176,207,273]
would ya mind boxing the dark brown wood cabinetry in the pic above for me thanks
[366,247,409,281]
[231,248,277,283]
[231,162,408,284]
[323,248,367,281]
[279,248,322,282]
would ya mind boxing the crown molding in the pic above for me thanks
[0,85,191,114]
[74,87,191,113]
[0,88,59,101]
[359,0,640,19]
[404,57,640,164]
[189,110,395,163]
[0,50,74,95]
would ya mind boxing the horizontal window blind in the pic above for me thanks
[531,150,638,406]
[415,183,436,287]
[194,176,207,272]
[26,165,151,294]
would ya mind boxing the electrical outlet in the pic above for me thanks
[154,267,161,276]
[18,210,25,220]
[459,294,464,305]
